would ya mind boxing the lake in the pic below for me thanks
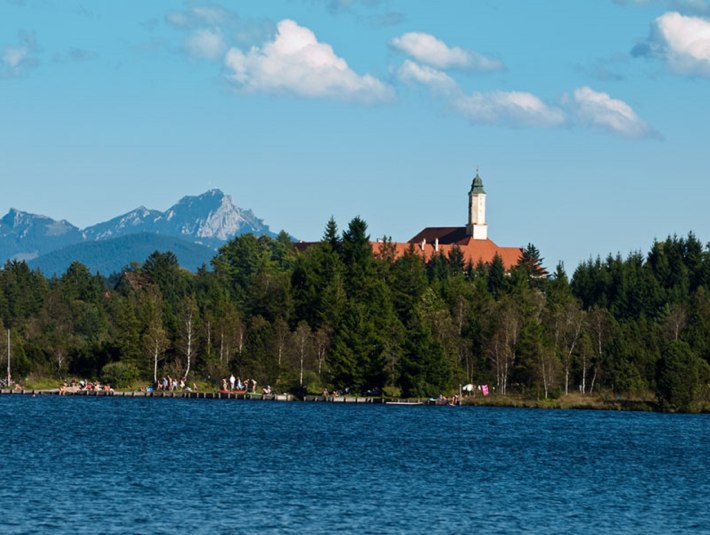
[0,397,708,534]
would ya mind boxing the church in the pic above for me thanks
[373,171,522,270]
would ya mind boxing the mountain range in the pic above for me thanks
[0,189,278,275]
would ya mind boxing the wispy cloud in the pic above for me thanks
[52,47,97,63]
[391,32,503,71]
[398,60,563,128]
[397,60,655,136]
[397,59,458,93]
[1,30,39,78]
[312,0,405,27]
[185,28,226,60]
[366,11,405,28]
[224,19,393,103]
[453,90,565,128]
[392,31,563,129]
[166,5,235,29]
[578,53,629,82]
[567,86,657,138]
[614,0,710,15]
[165,4,272,61]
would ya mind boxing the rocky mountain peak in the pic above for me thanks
[0,189,278,265]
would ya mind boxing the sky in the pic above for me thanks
[1,0,709,272]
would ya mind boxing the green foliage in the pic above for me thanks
[515,243,547,284]
[382,385,401,398]
[487,254,506,297]
[101,361,140,388]
[656,341,701,412]
[323,216,341,252]
[2,223,710,409]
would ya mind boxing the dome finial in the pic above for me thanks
[470,169,485,194]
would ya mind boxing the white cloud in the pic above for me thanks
[397,59,457,93]
[166,6,274,63]
[570,86,654,137]
[390,32,503,71]
[398,58,563,128]
[185,28,225,60]
[453,90,566,128]
[1,30,39,77]
[655,11,710,75]
[224,19,393,103]
[615,0,710,15]
[2,46,28,68]
[166,6,232,29]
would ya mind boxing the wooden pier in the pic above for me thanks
[303,395,380,403]
[0,388,294,401]
[0,389,387,403]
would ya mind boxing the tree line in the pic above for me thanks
[1,218,708,410]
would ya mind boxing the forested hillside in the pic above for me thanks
[1,217,708,410]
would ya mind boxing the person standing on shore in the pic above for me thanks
[229,374,235,391]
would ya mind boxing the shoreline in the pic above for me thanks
[3,388,708,412]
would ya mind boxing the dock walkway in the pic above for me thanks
[0,389,385,403]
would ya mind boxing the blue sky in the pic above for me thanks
[1,0,709,271]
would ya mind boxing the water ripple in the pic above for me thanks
[1,398,709,533]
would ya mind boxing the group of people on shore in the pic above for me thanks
[58,379,113,395]
[153,376,196,392]
[436,394,461,406]
[221,374,271,395]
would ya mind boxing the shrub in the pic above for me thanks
[382,386,401,398]
[101,361,140,389]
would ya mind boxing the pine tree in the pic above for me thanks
[340,216,375,299]
[487,254,506,297]
[656,340,702,412]
[516,243,547,283]
[323,216,341,252]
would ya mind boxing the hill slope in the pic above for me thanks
[28,233,217,276]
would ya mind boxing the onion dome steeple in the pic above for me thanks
[466,168,488,240]
[470,169,486,194]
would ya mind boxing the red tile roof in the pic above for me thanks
[373,236,521,270]
[408,227,469,245]
[295,227,522,270]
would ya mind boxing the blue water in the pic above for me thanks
[0,398,708,534]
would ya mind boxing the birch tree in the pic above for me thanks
[273,317,290,368]
[179,296,199,381]
[548,301,584,395]
[313,327,330,377]
[487,297,521,394]
[294,321,311,387]
[585,306,613,394]
[142,287,168,384]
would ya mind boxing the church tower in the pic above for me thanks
[466,170,488,240]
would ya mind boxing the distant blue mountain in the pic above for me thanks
[0,189,280,273]
[0,209,83,261]
[82,189,275,247]
[28,233,217,276]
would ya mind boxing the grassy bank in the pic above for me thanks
[462,392,655,411]
[462,392,710,413]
